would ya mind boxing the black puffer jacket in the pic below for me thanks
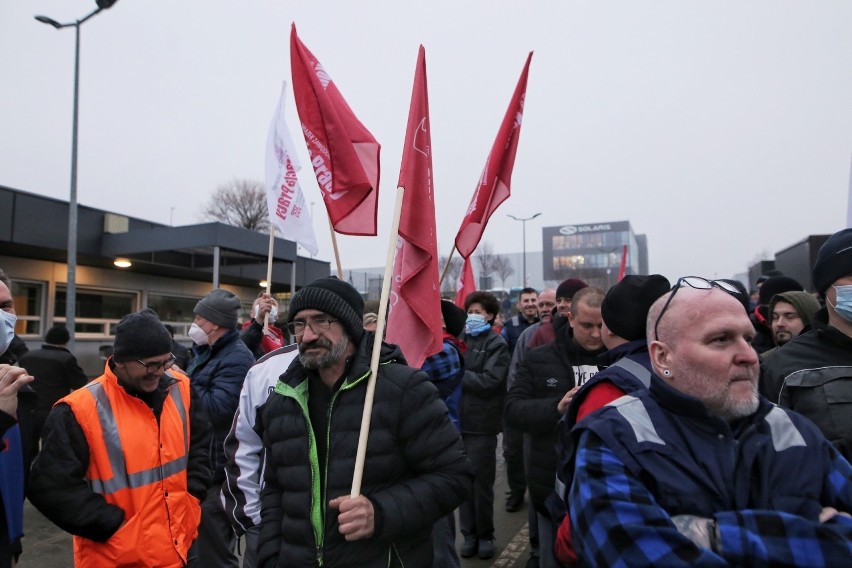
[460,329,510,435]
[504,318,603,513]
[256,335,471,568]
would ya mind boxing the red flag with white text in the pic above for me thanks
[386,46,442,368]
[455,257,476,309]
[265,81,318,256]
[290,24,381,236]
[455,52,532,259]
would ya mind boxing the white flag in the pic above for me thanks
[265,81,319,255]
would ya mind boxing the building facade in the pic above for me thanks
[542,220,648,291]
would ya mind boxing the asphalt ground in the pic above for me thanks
[18,434,534,567]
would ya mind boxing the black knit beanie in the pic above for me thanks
[441,299,467,338]
[600,274,670,341]
[288,276,365,342]
[813,228,852,296]
[758,276,803,306]
[194,289,241,329]
[44,324,70,345]
[113,308,173,362]
[556,278,588,300]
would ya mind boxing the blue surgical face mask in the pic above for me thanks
[464,313,490,336]
[829,284,852,323]
[0,310,16,354]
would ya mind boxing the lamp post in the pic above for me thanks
[507,213,541,287]
[35,1,118,347]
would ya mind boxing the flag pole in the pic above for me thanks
[263,230,275,332]
[327,217,344,279]
[351,186,404,497]
[438,245,456,287]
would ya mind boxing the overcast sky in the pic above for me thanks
[2,1,851,285]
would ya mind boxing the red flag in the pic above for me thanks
[455,257,476,309]
[386,46,442,368]
[290,24,381,236]
[617,245,628,281]
[455,53,533,259]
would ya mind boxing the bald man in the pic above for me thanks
[567,278,852,566]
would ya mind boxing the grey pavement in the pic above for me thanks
[19,434,534,567]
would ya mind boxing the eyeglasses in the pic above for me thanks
[135,354,177,373]
[653,277,741,341]
[287,317,337,336]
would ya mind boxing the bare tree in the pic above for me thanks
[492,254,515,288]
[202,179,270,232]
[439,255,463,296]
[475,241,497,282]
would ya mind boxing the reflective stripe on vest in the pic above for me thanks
[86,382,189,495]
[610,395,665,445]
[764,406,807,452]
[610,358,652,388]
[611,393,807,452]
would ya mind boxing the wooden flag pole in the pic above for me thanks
[350,187,405,497]
[438,245,456,287]
[263,230,275,332]
[327,217,344,279]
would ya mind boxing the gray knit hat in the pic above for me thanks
[113,308,173,362]
[288,276,364,342]
[194,289,241,329]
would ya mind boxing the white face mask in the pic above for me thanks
[188,322,209,346]
[0,310,16,354]
[254,304,279,321]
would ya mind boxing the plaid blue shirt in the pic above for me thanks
[421,341,462,398]
[570,431,852,566]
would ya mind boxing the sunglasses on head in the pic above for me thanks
[653,276,741,341]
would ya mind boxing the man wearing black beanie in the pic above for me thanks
[29,308,213,567]
[255,276,471,567]
[761,228,852,460]
[17,324,87,454]
[552,274,670,564]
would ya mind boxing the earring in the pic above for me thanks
[663,369,671,377]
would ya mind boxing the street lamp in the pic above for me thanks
[507,213,541,287]
[35,0,119,348]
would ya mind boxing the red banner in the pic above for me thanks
[618,245,628,281]
[290,24,380,236]
[455,52,533,258]
[386,46,443,368]
[455,256,476,309]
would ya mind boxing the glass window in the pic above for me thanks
[55,287,137,336]
[147,294,199,323]
[10,280,44,336]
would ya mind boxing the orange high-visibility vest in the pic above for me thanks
[61,363,201,567]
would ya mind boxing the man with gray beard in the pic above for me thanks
[567,278,852,566]
[255,277,471,568]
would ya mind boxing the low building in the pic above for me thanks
[1,185,329,375]
[748,235,830,293]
